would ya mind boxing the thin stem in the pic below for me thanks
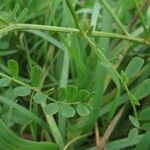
[0,24,79,35]
[92,31,149,45]
[133,0,147,32]
[40,65,64,148]
[99,0,129,36]
[64,0,139,119]
[0,72,79,105]
[41,102,65,148]
[0,24,149,45]
[119,78,138,119]
[58,41,69,140]
[85,36,138,118]
[66,0,82,32]
[63,132,92,150]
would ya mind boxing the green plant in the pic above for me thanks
[0,0,150,150]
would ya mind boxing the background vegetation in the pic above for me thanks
[0,0,150,149]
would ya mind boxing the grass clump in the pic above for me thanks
[0,0,150,149]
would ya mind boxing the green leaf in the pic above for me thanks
[90,0,101,30]
[0,95,47,131]
[57,87,67,101]
[7,59,19,78]
[129,115,140,128]
[129,94,140,106]
[0,78,11,87]
[33,92,47,104]
[101,62,111,68]
[0,119,58,150]
[44,103,59,116]
[78,89,90,102]
[134,79,150,99]
[0,41,9,49]
[13,86,31,97]
[105,66,120,88]
[30,66,42,87]
[0,50,18,56]
[120,70,128,84]
[136,131,150,150]
[0,106,2,113]
[84,103,93,111]
[66,85,78,102]
[59,104,75,118]
[141,123,150,130]
[76,103,90,116]
[139,107,150,121]
[147,6,150,26]
[128,128,138,140]
[125,57,144,79]
[45,88,54,96]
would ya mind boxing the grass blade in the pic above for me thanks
[0,119,58,150]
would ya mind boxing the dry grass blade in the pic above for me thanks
[95,122,101,150]
[99,106,125,150]
[129,0,149,28]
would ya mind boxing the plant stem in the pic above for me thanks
[99,0,129,35]
[0,71,65,147]
[65,0,138,119]
[63,132,92,150]
[41,102,65,148]
[41,66,65,148]
[92,31,149,45]
[85,36,138,118]
[0,72,78,105]
[58,46,69,140]
[133,0,147,32]
[0,24,149,45]
[66,0,82,32]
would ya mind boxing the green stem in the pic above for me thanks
[133,0,147,32]
[58,45,69,140]
[66,0,82,32]
[119,77,138,119]
[64,0,138,118]
[0,72,78,105]
[85,36,138,118]
[0,71,65,147]
[41,102,65,148]
[99,0,129,35]
[0,24,149,45]
[41,66,65,148]
[92,31,149,45]
[63,132,92,150]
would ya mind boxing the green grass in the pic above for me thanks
[0,0,150,149]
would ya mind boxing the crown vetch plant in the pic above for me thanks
[0,0,150,150]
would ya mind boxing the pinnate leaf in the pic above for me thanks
[67,85,78,102]
[139,107,150,121]
[0,78,11,87]
[129,115,140,128]
[33,92,47,104]
[14,86,31,97]
[57,87,67,101]
[7,59,19,78]
[77,89,90,102]
[30,66,42,88]
[59,104,75,118]
[147,7,150,26]
[125,57,144,79]
[134,79,150,100]
[120,70,128,84]
[76,103,90,116]
[44,103,59,116]
[129,94,140,106]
